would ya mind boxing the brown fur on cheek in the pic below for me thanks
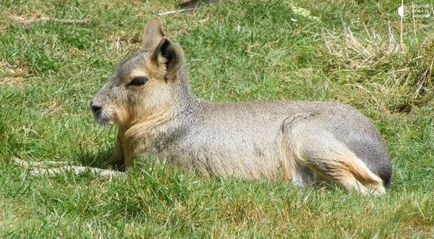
[104,102,131,126]
[130,86,174,124]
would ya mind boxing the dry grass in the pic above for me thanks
[0,60,28,87]
[324,25,403,69]
[323,19,433,113]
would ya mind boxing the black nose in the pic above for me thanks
[90,102,102,113]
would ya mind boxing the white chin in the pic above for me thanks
[97,118,112,126]
[94,114,112,126]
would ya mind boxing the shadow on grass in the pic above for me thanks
[73,146,125,171]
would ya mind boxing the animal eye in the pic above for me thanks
[128,76,148,86]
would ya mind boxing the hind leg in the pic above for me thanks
[282,116,385,195]
[294,130,385,195]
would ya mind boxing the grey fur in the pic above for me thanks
[91,18,392,194]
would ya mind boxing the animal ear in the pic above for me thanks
[151,38,184,79]
[143,17,165,50]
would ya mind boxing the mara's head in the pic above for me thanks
[90,17,185,127]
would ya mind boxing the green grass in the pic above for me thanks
[1,0,433,238]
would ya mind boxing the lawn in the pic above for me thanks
[0,0,433,238]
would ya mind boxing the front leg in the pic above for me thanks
[113,133,126,171]
[115,129,136,170]
[117,125,155,170]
